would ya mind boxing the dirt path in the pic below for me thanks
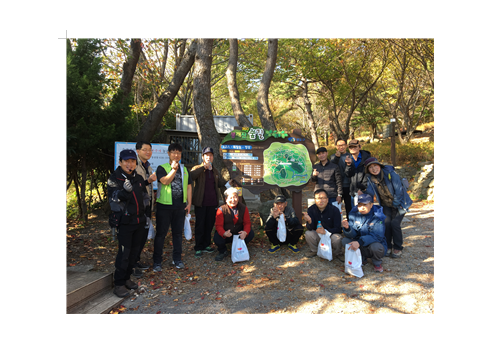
[67,182,434,314]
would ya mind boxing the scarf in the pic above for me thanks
[371,170,393,207]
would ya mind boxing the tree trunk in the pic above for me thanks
[80,156,88,224]
[135,40,198,142]
[302,78,319,149]
[120,39,142,102]
[226,39,253,128]
[192,39,224,173]
[257,39,278,131]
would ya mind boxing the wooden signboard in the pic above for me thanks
[221,127,316,216]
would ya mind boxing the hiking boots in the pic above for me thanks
[391,250,402,258]
[215,251,229,261]
[132,268,143,278]
[125,279,138,290]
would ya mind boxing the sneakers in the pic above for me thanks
[113,285,130,298]
[215,250,229,261]
[134,262,149,270]
[173,261,185,269]
[152,263,162,272]
[125,279,138,290]
[385,249,392,257]
[132,268,143,278]
[287,244,300,253]
[201,246,215,253]
[196,247,215,257]
[268,244,281,254]
[374,265,383,273]
[391,250,402,258]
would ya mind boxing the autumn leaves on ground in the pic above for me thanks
[67,183,434,314]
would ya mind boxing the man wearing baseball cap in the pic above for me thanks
[344,139,372,207]
[341,193,387,272]
[107,149,149,297]
[264,195,304,253]
[190,146,236,257]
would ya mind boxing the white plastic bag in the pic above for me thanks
[231,235,250,263]
[317,230,333,261]
[332,201,343,221]
[184,214,192,240]
[146,217,155,240]
[345,243,364,278]
[277,214,287,242]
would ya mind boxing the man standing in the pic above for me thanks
[331,139,352,218]
[107,149,148,297]
[133,141,157,274]
[344,139,372,205]
[311,147,343,206]
[303,189,343,260]
[153,143,192,271]
[190,147,232,258]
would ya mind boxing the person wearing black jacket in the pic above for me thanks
[311,147,343,205]
[264,195,304,254]
[107,149,149,298]
[344,139,372,202]
[303,189,343,259]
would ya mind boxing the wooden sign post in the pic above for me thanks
[221,127,316,217]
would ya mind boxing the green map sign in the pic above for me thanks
[221,128,316,194]
[263,142,312,186]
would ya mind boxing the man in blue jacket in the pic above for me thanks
[341,193,387,272]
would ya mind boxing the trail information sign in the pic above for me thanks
[221,127,316,195]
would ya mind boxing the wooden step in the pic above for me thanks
[67,268,124,314]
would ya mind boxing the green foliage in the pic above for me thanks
[67,39,135,219]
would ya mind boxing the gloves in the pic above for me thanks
[123,179,133,192]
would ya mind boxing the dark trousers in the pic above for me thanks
[114,223,145,286]
[342,187,352,219]
[194,205,217,251]
[383,206,405,251]
[265,226,304,246]
[342,237,384,266]
[154,205,185,264]
[135,214,150,266]
[213,230,255,253]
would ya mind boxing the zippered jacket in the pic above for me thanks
[311,160,343,198]
[107,167,148,225]
[364,165,413,212]
[344,150,372,196]
[343,205,387,254]
[190,163,227,207]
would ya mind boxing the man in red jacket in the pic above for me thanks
[213,187,254,261]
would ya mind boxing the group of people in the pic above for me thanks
[107,139,412,298]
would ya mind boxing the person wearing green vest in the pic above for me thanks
[153,143,192,271]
